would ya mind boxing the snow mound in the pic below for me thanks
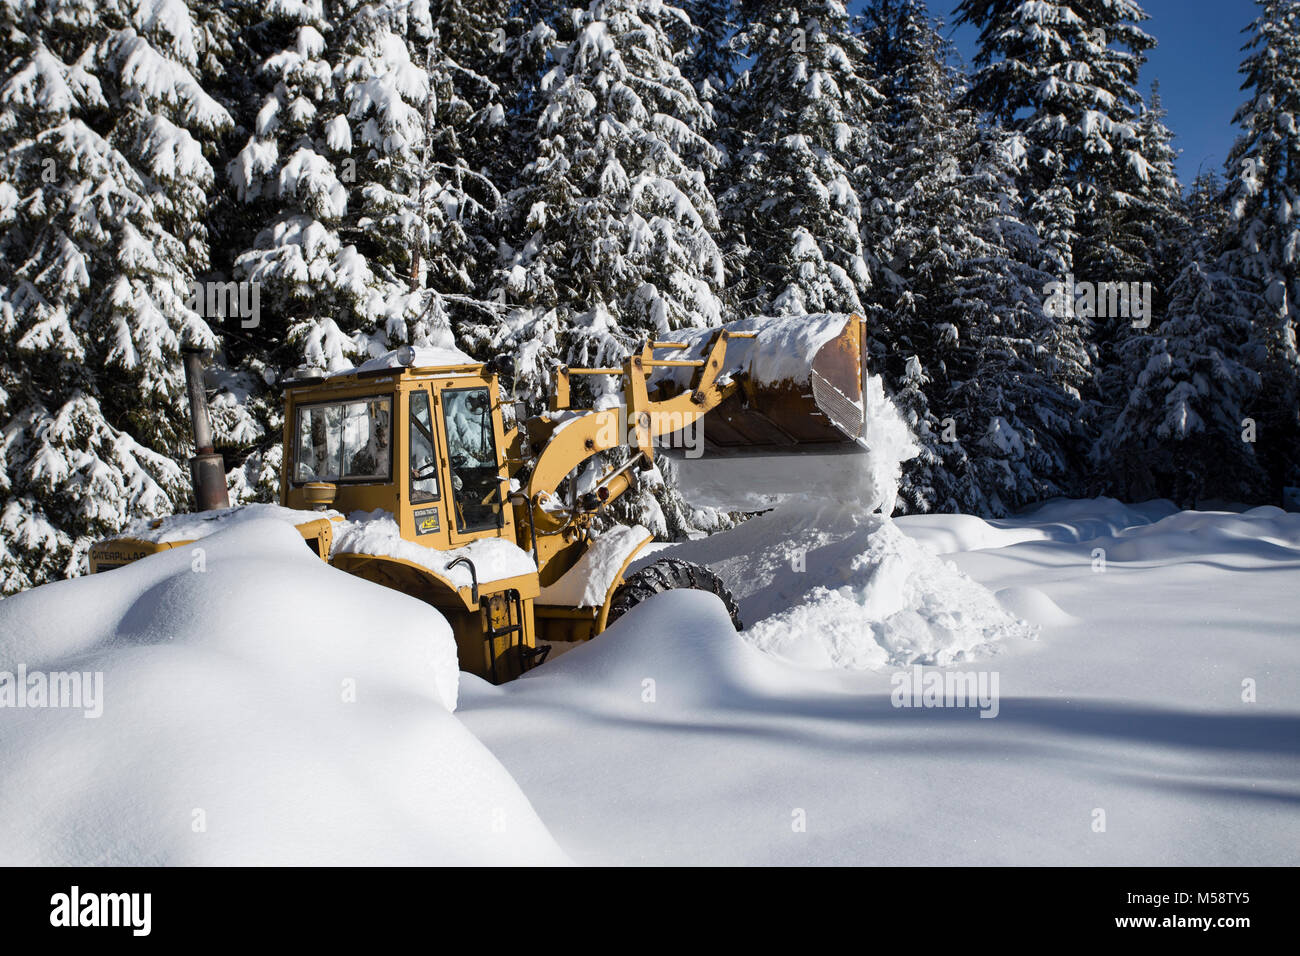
[742,516,1036,669]
[994,586,1078,627]
[1015,496,1179,542]
[898,497,1183,554]
[509,588,808,710]
[897,512,1050,554]
[1100,505,1300,563]
[0,519,566,865]
[638,502,1036,671]
[119,501,338,543]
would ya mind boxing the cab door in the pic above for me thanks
[433,379,511,545]
[405,385,446,543]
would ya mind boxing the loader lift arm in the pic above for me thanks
[522,329,754,533]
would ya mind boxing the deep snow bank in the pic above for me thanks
[510,589,805,710]
[637,502,1036,670]
[0,519,566,865]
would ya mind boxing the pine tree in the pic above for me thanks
[1186,170,1229,252]
[956,0,1174,489]
[1222,0,1300,495]
[229,0,437,377]
[955,0,1158,280]
[0,0,233,592]
[1091,82,1190,442]
[1095,249,1265,505]
[721,0,881,316]
[863,0,1087,514]
[1125,83,1186,291]
[362,0,507,323]
[488,0,726,404]
[680,0,737,142]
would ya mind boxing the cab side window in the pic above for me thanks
[409,390,439,503]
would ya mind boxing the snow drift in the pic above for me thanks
[463,499,1300,866]
[637,500,1037,670]
[0,518,566,865]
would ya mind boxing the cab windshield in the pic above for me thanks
[294,396,392,483]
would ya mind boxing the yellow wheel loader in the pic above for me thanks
[89,314,873,683]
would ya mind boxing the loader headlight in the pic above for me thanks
[396,344,416,367]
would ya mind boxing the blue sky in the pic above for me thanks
[941,0,1263,185]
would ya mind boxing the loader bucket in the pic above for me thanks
[649,314,884,511]
[653,313,869,449]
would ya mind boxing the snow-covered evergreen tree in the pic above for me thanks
[1095,250,1265,505]
[1222,0,1300,494]
[956,0,1174,488]
[1090,82,1191,443]
[362,0,507,315]
[489,0,726,404]
[955,0,1158,280]
[721,0,881,316]
[680,0,736,145]
[1124,83,1186,291]
[863,0,1086,514]
[229,0,438,377]
[1186,170,1229,252]
[0,0,233,592]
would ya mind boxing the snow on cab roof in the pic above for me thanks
[327,345,482,378]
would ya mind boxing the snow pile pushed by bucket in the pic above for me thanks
[644,378,1034,669]
[739,508,1037,669]
[0,518,566,865]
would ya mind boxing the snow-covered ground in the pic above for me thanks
[1,499,1296,865]
[460,497,1300,865]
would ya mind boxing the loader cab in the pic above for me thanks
[281,352,515,550]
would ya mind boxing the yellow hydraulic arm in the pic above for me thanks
[523,329,754,533]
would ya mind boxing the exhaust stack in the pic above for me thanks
[181,347,231,512]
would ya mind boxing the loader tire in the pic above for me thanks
[606,558,743,631]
